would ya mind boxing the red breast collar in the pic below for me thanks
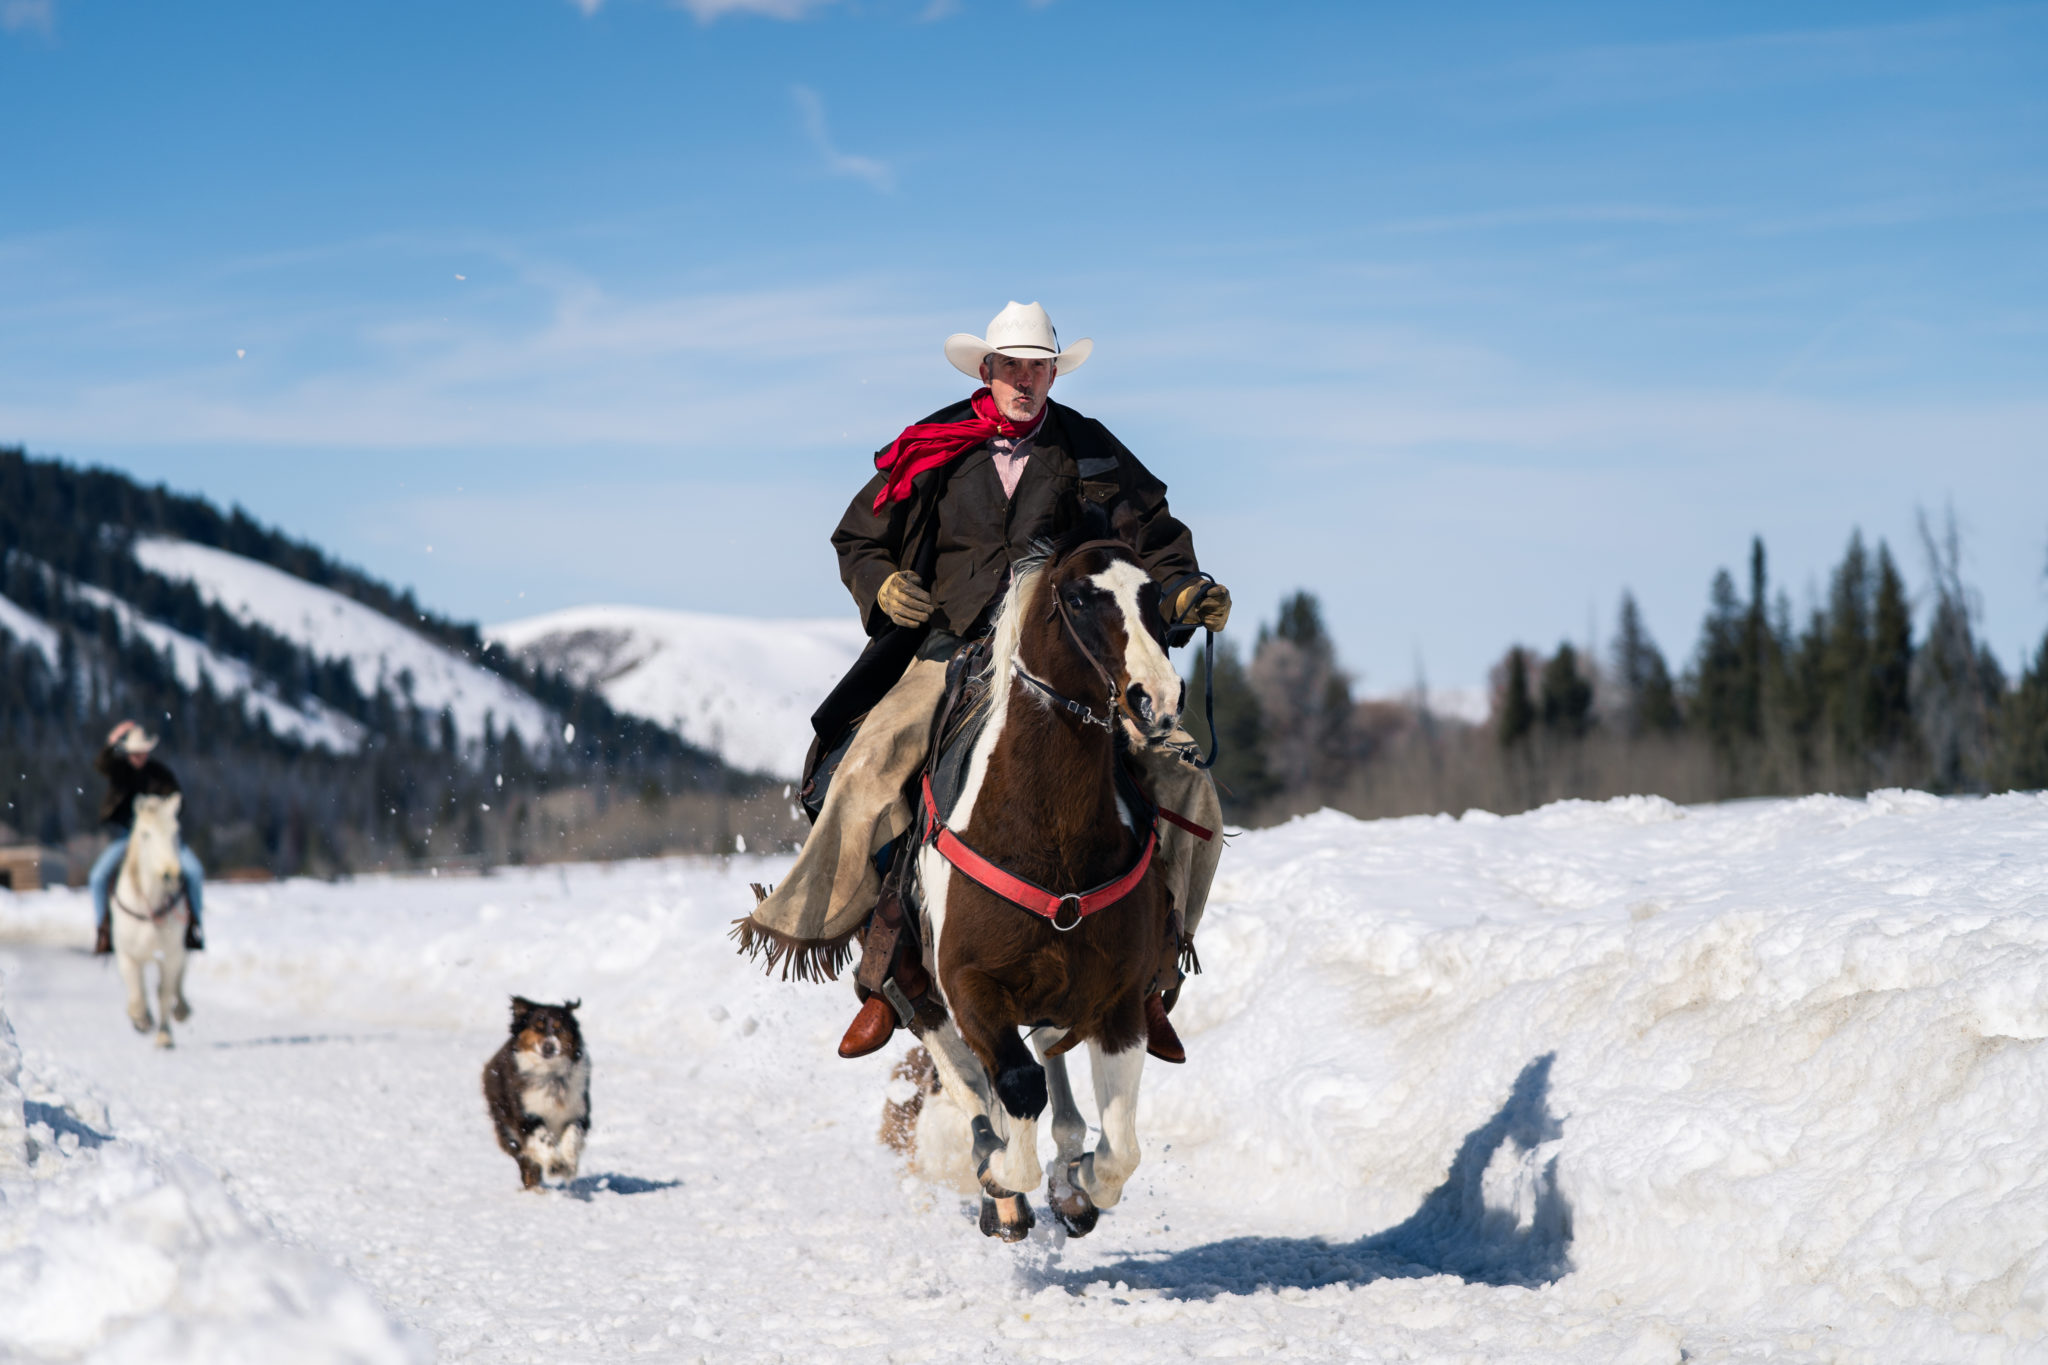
[921,773,1156,930]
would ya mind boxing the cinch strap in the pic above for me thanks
[922,774,1156,931]
[1156,805,1214,842]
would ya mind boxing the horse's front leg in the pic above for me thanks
[919,1019,1036,1241]
[168,915,192,1022]
[1033,1029,1100,1236]
[115,934,152,1033]
[947,974,1046,1203]
[154,927,186,1048]
[1075,1040,1146,1209]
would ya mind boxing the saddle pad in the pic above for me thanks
[927,679,991,823]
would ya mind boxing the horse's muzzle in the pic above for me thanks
[1127,684,1179,742]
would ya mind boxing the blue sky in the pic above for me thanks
[3,0,2044,693]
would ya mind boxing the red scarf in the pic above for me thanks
[871,388,1047,513]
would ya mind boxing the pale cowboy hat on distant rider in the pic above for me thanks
[88,720,207,956]
[732,300,1231,1061]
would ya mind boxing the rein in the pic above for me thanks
[112,876,186,924]
[918,539,1218,930]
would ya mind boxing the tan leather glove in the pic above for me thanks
[1168,580,1232,632]
[877,570,934,628]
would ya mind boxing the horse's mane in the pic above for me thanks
[979,526,1139,692]
[978,544,1050,691]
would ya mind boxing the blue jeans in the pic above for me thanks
[90,836,205,929]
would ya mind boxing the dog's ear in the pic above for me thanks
[509,995,537,1028]
[562,998,581,1014]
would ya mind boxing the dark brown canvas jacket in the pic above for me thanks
[831,397,1202,642]
[94,745,181,830]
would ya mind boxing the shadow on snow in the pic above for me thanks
[23,1100,113,1149]
[1038,1053,1571,1300]
[563,1172,682,1200]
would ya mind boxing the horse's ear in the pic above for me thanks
[164,793,182,818]
[1108,498,1142,549]
[1076,499,1113,543]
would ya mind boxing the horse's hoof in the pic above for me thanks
[130,1014,153,1034]
[978,1194,1035,1242]
[1050,1188,1100,1237]
[172,1000,191,1023]
[154,1032,174,1050]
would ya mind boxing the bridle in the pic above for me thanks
[1015,538,1159,740]
[916,538,1220,934]
[112,874,187,925]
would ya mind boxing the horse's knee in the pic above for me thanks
[994,1060,1046,1121]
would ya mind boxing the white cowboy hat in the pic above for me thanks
[944,301,1093,379]
[109,720,158,756]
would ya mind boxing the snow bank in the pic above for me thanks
[0,993,423,1363]
[134,537,554,753]
[488,604,867,777]
[4,791,2045,1360]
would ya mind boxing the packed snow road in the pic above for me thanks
[4,791,2048,1362]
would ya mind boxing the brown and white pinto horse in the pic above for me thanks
[914,533,1185,1242]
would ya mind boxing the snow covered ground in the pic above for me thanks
[487,604,868,778]
[133,537,556,752]
[3,790,2046,1362]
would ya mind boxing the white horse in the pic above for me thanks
[110,793,192,1048]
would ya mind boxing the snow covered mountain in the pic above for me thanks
[134,537,554,753]
[488,605,869,778]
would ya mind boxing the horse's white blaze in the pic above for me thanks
[1086,560,1182,738]
[113,794,190,1048]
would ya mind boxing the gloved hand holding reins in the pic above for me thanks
[1167,579,1232,632]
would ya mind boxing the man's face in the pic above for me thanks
[982,353,1056,423]
[126,750,148,769]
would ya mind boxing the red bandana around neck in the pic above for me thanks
[871,387,1048,513]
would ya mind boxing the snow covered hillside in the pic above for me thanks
[488,604,868,778]
[135,537,555,752]
[2,790,2045,1361]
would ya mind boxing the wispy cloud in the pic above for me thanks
[568,0,836,21]
[2,0,54,37]
[791,85,895,192]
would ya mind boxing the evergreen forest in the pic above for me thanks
[1187,516,2048,825]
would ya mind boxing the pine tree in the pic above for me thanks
[1911,511,1998,790]
[1690,569,1747,748]
[1498,647,1535,748]
[1737,538,1771,741]
[1186,638,1278,812]
[1868,543,1913,752]
[1612,593,1680,736]
[1539,644,1594,737]
[1249,591,1353,793]
[1824,531,1873,759]
[2001,632,2048,789]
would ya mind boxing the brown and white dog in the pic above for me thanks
[481,996,591,1190]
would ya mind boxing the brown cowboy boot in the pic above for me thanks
[838,887,929,1059]
[1144,992,1185,1064]
[93,919,112,956]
